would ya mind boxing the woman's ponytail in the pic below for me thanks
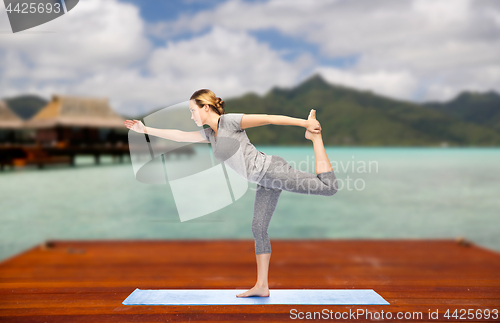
[190,89,225,115]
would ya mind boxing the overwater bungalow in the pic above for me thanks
[24,94,128,147]
[1,94,192,170]
[0,100,27,144]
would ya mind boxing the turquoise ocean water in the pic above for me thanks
[1,146,499,261]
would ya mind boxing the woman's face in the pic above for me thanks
[189,100,203,126]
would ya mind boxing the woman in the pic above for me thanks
[124,89,338,298]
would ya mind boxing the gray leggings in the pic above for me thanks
[252,155,338,255]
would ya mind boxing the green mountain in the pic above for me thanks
[424,91,500,133]
[4,76,500,146]
[225,74,500,146]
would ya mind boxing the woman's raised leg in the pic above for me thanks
[305,109,333,174]
[257,109,338,196]
[237,110,337,298]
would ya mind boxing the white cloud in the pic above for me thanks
[412,0,470,24]
[0,0,150,75]
[317,67,418,101]
[0,0,314,115]
[148,26,312,94]
[150,0,500,102]
[14,25,313,116]
[0,0,152,109]
[1,0,500,116]
[106,26,314,115]
[420,64,500,101]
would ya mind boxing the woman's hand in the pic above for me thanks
[124,119,146,134]
[305,119,321,134]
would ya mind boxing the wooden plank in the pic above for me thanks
[0,239,499,322]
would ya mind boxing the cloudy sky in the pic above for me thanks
[1,0,499,116]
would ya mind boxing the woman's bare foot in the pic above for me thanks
[236,284,270,297]
[305,109,321,141]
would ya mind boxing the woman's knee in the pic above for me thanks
[326,185,338,196]
[318,172,339,196]
[327,178,339,196]
[253,232,271,254]
[252,224,269,239]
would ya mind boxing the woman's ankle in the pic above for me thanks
[255,281,269,288]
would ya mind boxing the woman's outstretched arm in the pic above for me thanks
[124,119,208,143]
[240,114,321,133]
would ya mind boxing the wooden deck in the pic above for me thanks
[1,239,499,322]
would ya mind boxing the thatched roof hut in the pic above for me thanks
[0,100,24,129]
[25,94,125,129]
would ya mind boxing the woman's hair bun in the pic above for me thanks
[216,97,225,110]
[190,89,225,115]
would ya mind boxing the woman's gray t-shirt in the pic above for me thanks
[199,113,272,184]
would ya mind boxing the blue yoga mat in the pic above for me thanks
[122,288,390,305]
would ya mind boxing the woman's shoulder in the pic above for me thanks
[222,113,244,118]
[221,113,244,131]
[200,127,213,141]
